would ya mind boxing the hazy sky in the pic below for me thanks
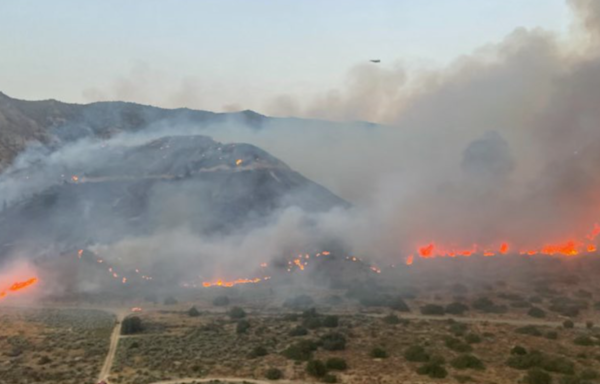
[1,0,570,113]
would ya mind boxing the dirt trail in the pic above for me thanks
[148,377,310,384]
[98,310,126,383]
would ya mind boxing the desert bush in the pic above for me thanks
[444,336,473,353]
[370,347,388,358]
[404,345,430,362]
[228,306,247,319]
[545,331,558,340]
[446,302,469,315]
[420,304,445,316]
[283,295,315,310]
[585,321,594,329]
[212,295,230,306]
[383,314,400,324]
[525,368,552,384]
[121,316,143,335]
[465,333,482,344]
[516,326,543,337]
[323,315,339,328]
[306,360,328,377]
[580,368,599,380]
[472,297,507,313]
[388,296,410,312]
[265,368,283,380]
[163,296,178,305]
[416,363,448,379]
[451,354,485,370]
[511,346,528,355]
[326,357,347,371]
[449,322,469,336]
[236,320,251,334]
[289,325,309,337]
[320,332,347,351]
[282,340,318,361]
[187,306,200,317]
[322,374,337,383]
[563,320,575,329]
[573,335,594,346]
[528,307,547,318]
[249,346,268,358]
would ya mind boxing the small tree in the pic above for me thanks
[306,360,328,377]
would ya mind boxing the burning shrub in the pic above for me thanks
[187,306,201,317]
[326,357,348,371]
[370,347,388,359]
[121,316,143,335]
[228,306,247,319]
[445,302,469,315]
[212,295,230,306]
[420,304,445,316]
[320,332,347,351]
[236,320,251,334]
[451,354,485,370]
[306,359,328,377]
[323,315,339,328]
[289,325,309,337]
[265,368,283,380]
[404,345,430,362]
[283,295,315,310]
[527,307,546,318]
[416,363,448,379]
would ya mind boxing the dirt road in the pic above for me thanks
[97,310,125,383]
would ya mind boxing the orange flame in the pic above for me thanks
[0,277,39,300]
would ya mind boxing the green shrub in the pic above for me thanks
[444,336,473,353]
[229,306,247,319]
[416,363,448,379]
[320,332,347,351]
[322,374,337,383]
[404,345,430,362]
[446,302,469,315]
[421,304,445,316]
[306,360,328,377]
[525,368,551,384]
[451,354,485,370]
[265,368,283,380]
[326,357,347,371]
[236,320,251,334]
[289,325,309,337]
[212,295,230,306]
[370,347,388,358]
[323,315,339,328]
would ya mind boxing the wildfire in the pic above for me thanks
[0,277,39,300]
[407,222,600,265]
[235,159,243,166]
[201,277,269,288]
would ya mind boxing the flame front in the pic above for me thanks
[0,277,39,300]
